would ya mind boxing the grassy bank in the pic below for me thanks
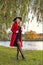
[0,46,43,65]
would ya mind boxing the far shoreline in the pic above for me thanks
[0,40,43,41]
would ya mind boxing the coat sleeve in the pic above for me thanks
[11,23,18,33]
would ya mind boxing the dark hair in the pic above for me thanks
[13,17,22,22]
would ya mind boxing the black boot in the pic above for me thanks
[22,54,25,59]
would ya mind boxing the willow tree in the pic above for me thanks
[31,0,43,23]
[0,0,31,29]
[0,0,43,29]
[0,0,31,40]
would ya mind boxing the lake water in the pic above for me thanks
[0,41,43,50]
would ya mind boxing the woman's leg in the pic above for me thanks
[17,41,25,59]
[14,40,19,60]
[16,47,19,60]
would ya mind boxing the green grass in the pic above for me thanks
[0,46,43,65]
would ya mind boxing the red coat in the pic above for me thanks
[10,22,22,47]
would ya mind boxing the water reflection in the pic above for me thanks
[0,41,43,50]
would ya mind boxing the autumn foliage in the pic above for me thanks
[24,30,41,41]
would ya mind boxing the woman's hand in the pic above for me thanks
[16,30,18,33]
[19,22,22,27]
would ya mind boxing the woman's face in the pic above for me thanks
[16,18,21,24]
[16,18,22,26]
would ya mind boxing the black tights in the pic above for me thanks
[16,41,24,58]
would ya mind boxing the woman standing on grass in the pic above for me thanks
[10,17,25,60]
